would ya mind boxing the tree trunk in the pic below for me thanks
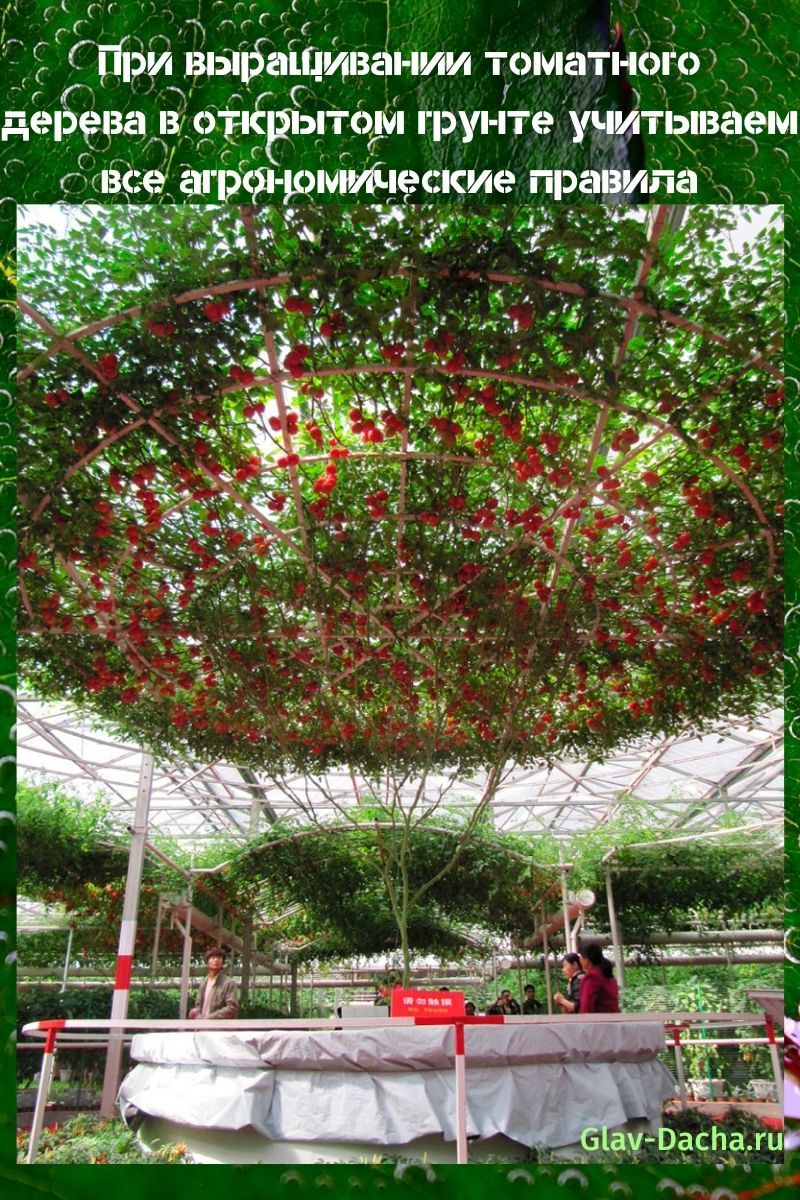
[399,918,412,988]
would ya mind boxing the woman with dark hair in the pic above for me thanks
[576,943,620,1013]
[553,952,585,1013]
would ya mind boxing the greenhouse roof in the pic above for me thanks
[18,700,782,843]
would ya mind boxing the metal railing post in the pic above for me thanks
[671,1026,688,1110]
[764,1014,784,1107]
[26,1024,60,1163]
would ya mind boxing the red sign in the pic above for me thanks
[390,988,466,1018]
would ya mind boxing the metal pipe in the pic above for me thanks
[601,818,781,863]
[578,929,783,946]
[60,927,73,994]
[504,951,783,969]
[604,865,626,989]
[240,913,254,1005]
[522,899,596,949]
[179,896,194,1018]
[671,1028,688,1111]
[540,901,553,1014]
[559,861,573,953]
[150,896,164,984]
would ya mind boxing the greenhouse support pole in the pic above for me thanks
[251,930,258,1002]
[559,862,573,951]
[100,752,154,1118]
[60,927,73,993]
[150,896,164,982]
[178,894,194,1018]
[604,865,626,989]
[241,913,254,1005]
[671,1027,689,1110]
[541,901,553,1014]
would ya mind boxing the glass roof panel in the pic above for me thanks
[18,699,782,844]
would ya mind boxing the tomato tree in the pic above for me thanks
[18,205,783,979]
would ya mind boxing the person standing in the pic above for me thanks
[499,988,521,1015]
[553,953,585,1013]
[373,980,392,1006]
[189,947,238,1019]
[521,983,542,1014]
[575,943,620,1014]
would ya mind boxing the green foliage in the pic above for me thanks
[16,1114,190,1164]
[19,986,115,1028]
[128,988,181,1020]
[601,836,782,945]
[17,778,123,898]
[16,776,247,967]
[17,987,182,1084]
[18,789,780,979]
[19,984,179,1035]
[237,998,290,1020]
[529,808,782,946]
[620,961,783,1013]
[219,814,556,962]
[199,808,782,968]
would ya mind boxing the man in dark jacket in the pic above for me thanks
[521,983,542,1014]
[189,947,238,1019]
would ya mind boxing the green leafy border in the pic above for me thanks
[0,191,17,1171]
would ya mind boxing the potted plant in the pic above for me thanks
[739,1040,776,1101]
[683,1040,724,1100]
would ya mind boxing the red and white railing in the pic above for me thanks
[21,1011,782,1164]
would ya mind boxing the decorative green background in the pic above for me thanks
[1,0,798,1191]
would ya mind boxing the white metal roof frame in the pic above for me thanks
[17,698,783,845]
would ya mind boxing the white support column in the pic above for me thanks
[541,900,553,1014]
[178,895,194,1018]
[604,864,626,990]
[671,1028,689,1110]
[454,1023,468,1163]
[100,752,153,1117]
[559,861,573,952]
[60,927,73,993]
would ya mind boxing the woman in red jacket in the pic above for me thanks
[577,943,620,1013]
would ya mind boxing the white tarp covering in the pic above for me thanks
[119,1022,676,1153]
